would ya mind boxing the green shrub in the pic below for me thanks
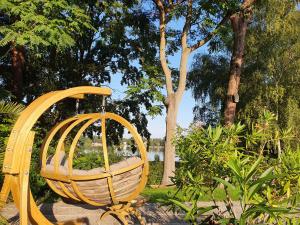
[73,147,124,170]
[173,123,245,188]
[214,156,294,225]
[147,161,164,185]
[0,102,25,184]
[147,161,183,186]
[154,153,160,162]
[165,112,300,224]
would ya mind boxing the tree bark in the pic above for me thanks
[161,93,178,185]
[11,46,25,101]
[224,13,248,126]
[161,48,190,185]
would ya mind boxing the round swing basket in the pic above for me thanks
[0,86,148,225]
[40,113,148,206]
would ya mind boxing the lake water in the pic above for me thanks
[84,148,180,162]
[118,150,180,162]
[147,151,180,162]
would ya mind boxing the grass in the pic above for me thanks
[141,186,240,203]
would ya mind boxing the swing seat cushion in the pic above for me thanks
[43,153,143,205]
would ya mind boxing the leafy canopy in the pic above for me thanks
[188,0,300,130]
[0,0,93,50]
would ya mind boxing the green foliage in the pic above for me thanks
[167,199,217,225]
[214,156,291,225]
[239,0,300,138]
[173,123,245,187]
[73,147,124,170]
[164,123,245,224]
[142,186,239,203]
[0,101,24,115]
[276,147,300,204]
[1,0,160,142]
[154,154,160,162]
[147,161,164,185]
[189,0,300,137]
[167,114,300,224]
[188,54,229,124]
[244,111,294,157]
[126,77,165,117]
[0,0,93,50]
[0,101,24,168]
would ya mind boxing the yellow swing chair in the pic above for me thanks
[0,86,149,225]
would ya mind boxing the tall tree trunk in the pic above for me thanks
[155,0,226,186]
[161,93,178,185]
[11,46,25,101]
[224,13,248,126]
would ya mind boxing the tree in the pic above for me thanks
[189,0,299,136]
[0,0,93,101]
[238,0,300,137]
[224,0,256,125]
[150,0,243,185]
[1,0,160,142]
[188,54,229,125]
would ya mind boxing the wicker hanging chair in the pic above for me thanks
[0,87,148,225]
[40,113,148,206]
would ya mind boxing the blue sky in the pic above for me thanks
[102,12,212,138]
[106,48,207,138]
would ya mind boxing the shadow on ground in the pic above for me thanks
[1,201,187,225]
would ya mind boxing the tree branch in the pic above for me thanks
[165,0,187,13]
[188,0,256,54]
[190,13,231,52]
[175,0,192,103]
[181,0,192,50]
[154,0,174,95]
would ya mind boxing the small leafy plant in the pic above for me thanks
[214,156,291,225]
[159,172,218,224]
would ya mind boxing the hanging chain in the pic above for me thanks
[75,99,80,115]
[101,96,106,114]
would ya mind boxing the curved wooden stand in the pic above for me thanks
[0,86,148,225]
[101,203,146,225]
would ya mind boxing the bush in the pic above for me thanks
[164,112,300,224]
[147,161,164,185]
[214,156,293,225]
[73,147,124,170]
[147,161,182,186]
[173,123,245,188]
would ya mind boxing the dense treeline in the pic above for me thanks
[189,0,300,138]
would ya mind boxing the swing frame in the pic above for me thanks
[0,86,148,225]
